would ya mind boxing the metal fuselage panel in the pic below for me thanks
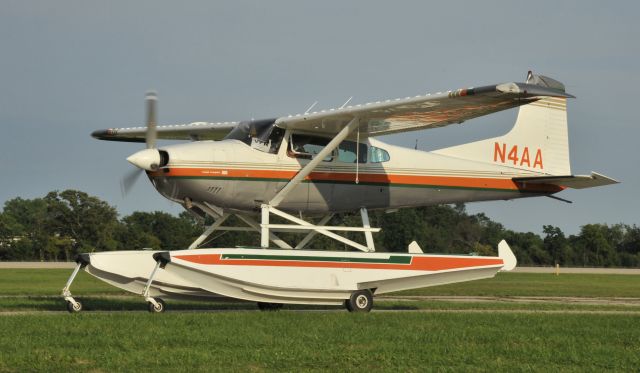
[148,138,558,213]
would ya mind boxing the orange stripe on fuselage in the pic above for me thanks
[174,254,504,271]
[150,167,563,193]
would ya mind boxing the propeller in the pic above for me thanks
[120,167,143,196]
[145,91,157,149]
[121,91,160,197]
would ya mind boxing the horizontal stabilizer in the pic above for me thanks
[513,172,619,189]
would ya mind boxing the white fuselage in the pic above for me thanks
[147,136,559,214]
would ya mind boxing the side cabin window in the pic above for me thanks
[369,146,390,163]
[288,134,333,161]
[288,134,389,164]
[337,140,367,163]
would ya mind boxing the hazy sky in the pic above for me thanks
[1,1,638,235]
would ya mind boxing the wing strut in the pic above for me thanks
[269,117,360,207]
[261,117,382,251]
[188,201,294,250]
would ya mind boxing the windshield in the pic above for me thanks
[223,118,284,154]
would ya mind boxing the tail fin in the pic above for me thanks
[433,73,571,176]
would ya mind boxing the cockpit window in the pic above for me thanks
[223,118,283,154]
[338,141,367,163]
[288,134,333,161]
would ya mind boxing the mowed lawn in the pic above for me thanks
[0,269,639,371]
[0,312,638,372]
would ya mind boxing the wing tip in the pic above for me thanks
[91,129,111,139]
[91,129,146,143]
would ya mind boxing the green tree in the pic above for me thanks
[619,225,640,267]
[572,224,617,267]
[543,225,570,265]
[44,190,120,255]
[120,211,200,250]
[2,197,49,260]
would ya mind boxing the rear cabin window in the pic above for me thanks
[369,146,390,163]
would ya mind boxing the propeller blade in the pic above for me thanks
[145,91,157,149]
[121,168,143,197]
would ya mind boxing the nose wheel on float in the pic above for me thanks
[143,258,167,313]
[61,254,90,313]
[147,297,166,313]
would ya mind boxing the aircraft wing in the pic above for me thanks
[92,73,572,142]
[91,121,238,142]
[275,73,574,138]
[513,172,619,189]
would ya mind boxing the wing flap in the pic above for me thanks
[513,172,619,189]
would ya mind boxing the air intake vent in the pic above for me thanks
[159,150,169,167]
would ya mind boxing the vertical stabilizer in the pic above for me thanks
[433,73,572,176]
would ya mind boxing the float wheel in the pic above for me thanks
[346,290,373,313]
[147,298,166,313]
[66,300,82,313]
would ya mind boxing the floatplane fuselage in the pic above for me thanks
[144,135,560,215]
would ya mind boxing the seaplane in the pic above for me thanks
[62,71,617,313]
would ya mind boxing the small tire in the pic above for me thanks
[147,298,166,313]
[346,290,373,313]
[344,299,353,312]
[66,300,82,313]
[257,302,283,311]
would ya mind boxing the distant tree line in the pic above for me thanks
[0,190,638,267]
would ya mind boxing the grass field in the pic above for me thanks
[1,312,638,372]
[0,269,639,372]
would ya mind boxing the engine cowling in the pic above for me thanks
[126,148,168,171]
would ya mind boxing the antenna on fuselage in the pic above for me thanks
[340,97,353,109]
[304,101,318,115]
[415,139,418,150]
[355,126,360,184]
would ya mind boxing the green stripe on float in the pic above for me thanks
[221,253,412,264]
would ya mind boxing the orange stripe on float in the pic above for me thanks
[174,254,504,271]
